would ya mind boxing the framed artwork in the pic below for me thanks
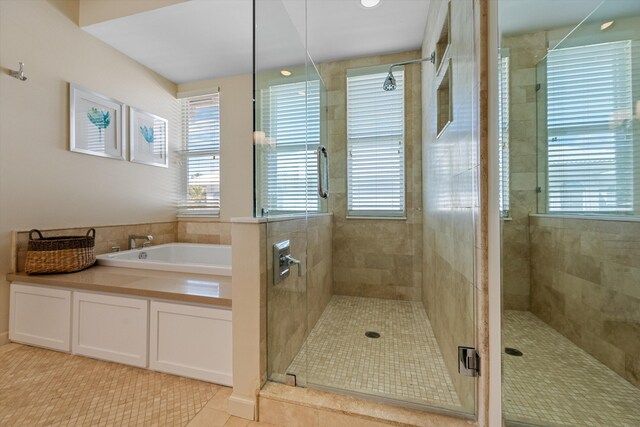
[129,107,168,167]
[70,84,126,160]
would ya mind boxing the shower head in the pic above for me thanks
[383,71,396,91]
[382,52,436,91]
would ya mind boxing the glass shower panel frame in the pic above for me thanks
[254,0,309,387]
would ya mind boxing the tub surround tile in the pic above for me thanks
[179,220,232,245]
[6,266,232,307]
[13,222,177,273]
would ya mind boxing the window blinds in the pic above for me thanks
[347,69,405,216]
[546,40,634,214]
[260,80,320,214]
[179,93,221,216]
[499,55,510,217]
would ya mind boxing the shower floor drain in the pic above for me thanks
[505,347,523,357]
[365,331,381,339]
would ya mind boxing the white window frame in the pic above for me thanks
[346,66,406,218]
[258,79,321,215]
[546,40,635,215]
[178,93,221,217]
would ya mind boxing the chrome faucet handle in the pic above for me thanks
[128,234,154,250]
[282,254,302,277]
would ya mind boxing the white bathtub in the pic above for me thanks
[96,243,232,276]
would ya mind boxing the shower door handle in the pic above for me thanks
[317,145,329,199]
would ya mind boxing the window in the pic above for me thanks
[179,93,221,216]
[259,80,320,214]
[347,68,405,217]
[499,54,510,217]
[546,41,634,214]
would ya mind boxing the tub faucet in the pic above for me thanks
[129,235,153,250]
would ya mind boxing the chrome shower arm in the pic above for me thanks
[387,52,435,74]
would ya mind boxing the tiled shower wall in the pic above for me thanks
[266,215,333,379]
[501,31,547,310]
[319,52,423,301]
[421,0,479,412]
[530,215,640,387]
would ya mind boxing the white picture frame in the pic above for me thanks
[129,107,168,168]
[70,84,126,160]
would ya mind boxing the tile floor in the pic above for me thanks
[0,343,271,427]
[286,295,462,410]
[503,310,640,427]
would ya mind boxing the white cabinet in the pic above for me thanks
[72,292,148,368]
[150,301,232,386]
[9,283,233,386]
[9,283,71,351]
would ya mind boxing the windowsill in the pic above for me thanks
[231,212,333,224]
[176,215,221,222]
[530,213,640,223]
[346,216,407,221]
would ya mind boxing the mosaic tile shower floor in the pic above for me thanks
[503,310,640,427]
[0,344,218,426]
[286,295,462,410]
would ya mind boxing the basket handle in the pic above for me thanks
[29,229,44,240]
[86,228,96,238]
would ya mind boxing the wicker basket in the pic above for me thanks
[25,228,96,274]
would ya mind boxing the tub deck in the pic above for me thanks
[6,265,231,307]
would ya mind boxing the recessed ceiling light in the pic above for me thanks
[360,0,381,9]
[600,21,614,30]
[280,70,292,77]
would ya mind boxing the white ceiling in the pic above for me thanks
[500,0,640,35]
[85,0,640,84]
[84,0,430,85]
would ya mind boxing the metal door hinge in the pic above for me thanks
[285,373,297,386]
[458,346,480,377]
[535,83,541,92]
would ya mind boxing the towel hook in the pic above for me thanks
[10,62,27,81]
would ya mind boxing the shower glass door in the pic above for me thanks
[254,0,315,387]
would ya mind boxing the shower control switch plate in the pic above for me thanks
[458,346,480,377]
[273,240,291,285]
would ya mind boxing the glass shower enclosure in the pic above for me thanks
[254,0,477,418]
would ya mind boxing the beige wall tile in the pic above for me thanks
[319,51,423,302]
[420,0,481,412]
[530,216,640,387]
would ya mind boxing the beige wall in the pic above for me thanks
[266,215,333,380]
[530,215,640,387]
[421,0,480,412]
[320,51,423,301]
[0,0,180,342]
[79,0,187,27]
[177,75,254,223]
[501,32,547,310]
